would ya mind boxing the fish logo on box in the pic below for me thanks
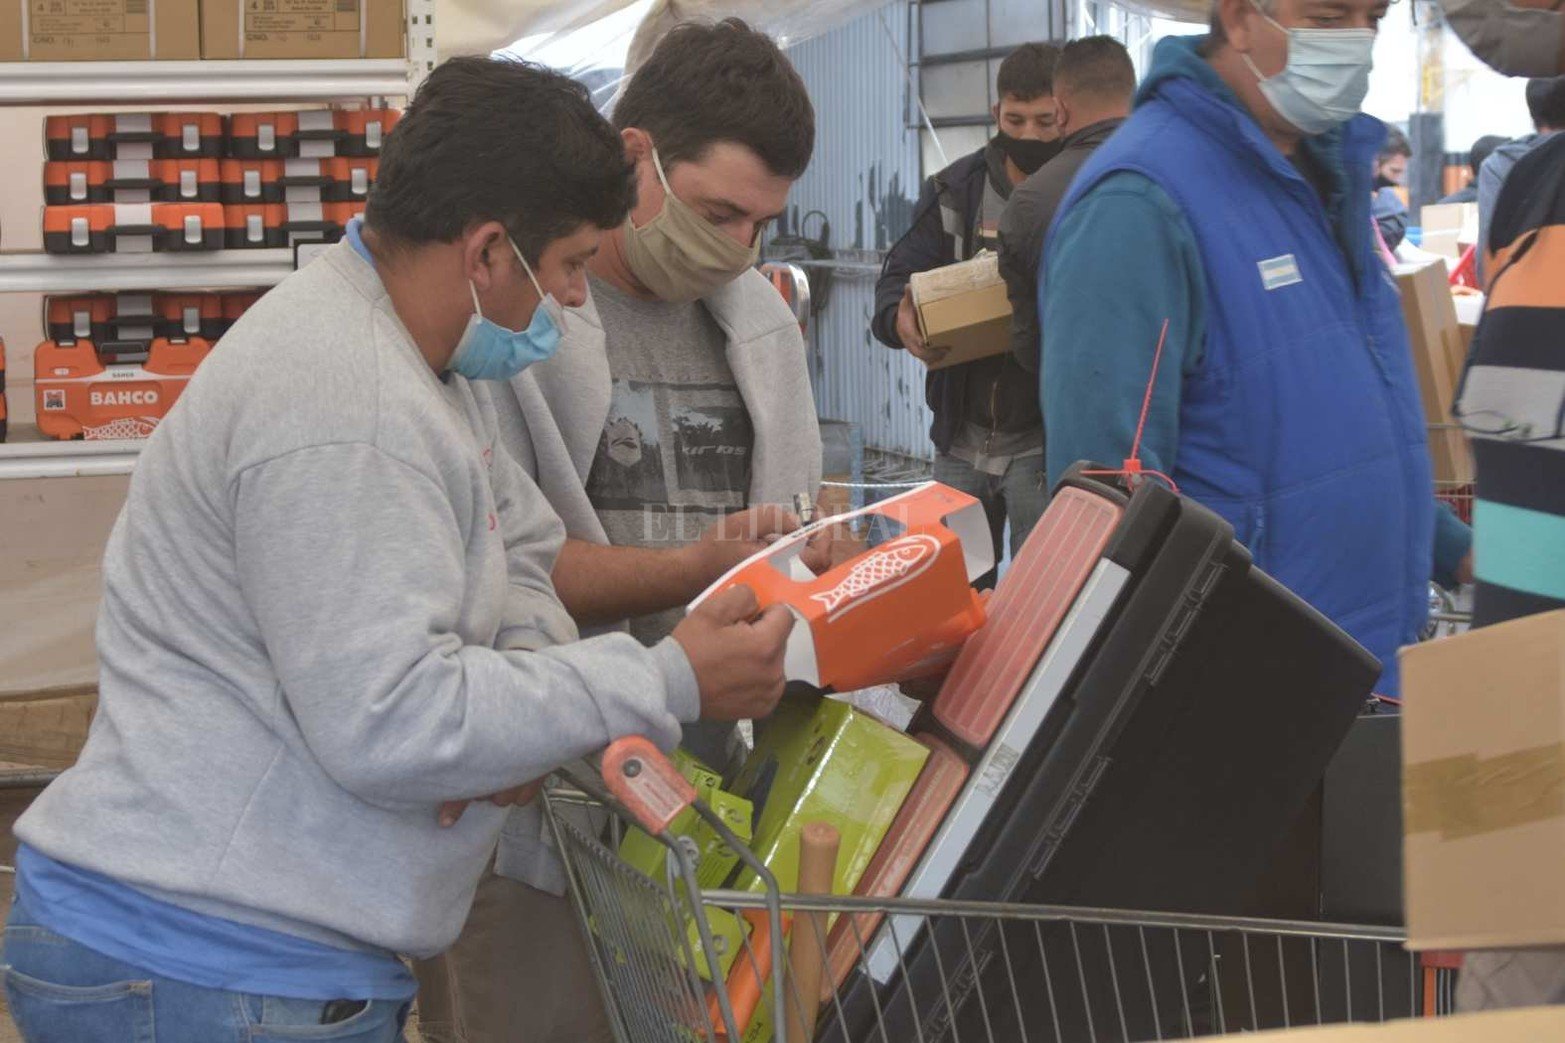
[810,533,942,621]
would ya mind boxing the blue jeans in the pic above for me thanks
[932,451,1049,587]
[1,903,409,1043]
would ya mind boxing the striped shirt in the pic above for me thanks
[1456,133,1565,627]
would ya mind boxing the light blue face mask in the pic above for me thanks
[1242,1,1375,137]
[448,238,566,381]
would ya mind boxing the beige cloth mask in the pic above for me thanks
[622,147,761,302]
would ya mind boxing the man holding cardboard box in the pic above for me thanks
[872,42,1062,585]
[1040,0,1472,698]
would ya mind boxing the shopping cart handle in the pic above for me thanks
[600,736,697,835]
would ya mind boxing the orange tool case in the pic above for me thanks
[49,293,230,344]
[218,292,263,336]
[221,159,285,204]
[223,158,371,205]
[156,293,226,341]
[34,335,211,441]
[153,113,225,159]
[335,109,400,156]
[45,113,224,162]
[44,203,225,254]
[45,115,116,161]
[224,202,361,249]
[228,110,342,160]
[45,160,221,205]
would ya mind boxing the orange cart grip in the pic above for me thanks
[600,736,696,835]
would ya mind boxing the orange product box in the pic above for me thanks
[34,337,212,441]
[688,482,995,692]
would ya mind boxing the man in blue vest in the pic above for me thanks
[1040,0,1473,695]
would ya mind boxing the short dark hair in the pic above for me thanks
[1526,76,1565,130]
[366,56,635,264]
[1378,126,1412,162]
[1053,36,1136,104]
[996,42,1061,101]
[613,18,814,179]
[1469,134,1508,178]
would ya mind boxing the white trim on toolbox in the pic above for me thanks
[865,558,1131,985]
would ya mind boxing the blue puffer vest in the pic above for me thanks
[1054,37,1432,693]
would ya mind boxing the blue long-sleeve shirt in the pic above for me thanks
[1040,171,1472,588]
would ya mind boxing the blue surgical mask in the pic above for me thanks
[448,238,566,381]
[1242,1,1375,137]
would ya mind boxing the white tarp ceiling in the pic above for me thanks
[437,0,897,64]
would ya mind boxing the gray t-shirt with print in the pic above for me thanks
[584,275,755,647]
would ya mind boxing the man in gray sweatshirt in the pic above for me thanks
[426,21,834,1043]
[1,57,790,1043]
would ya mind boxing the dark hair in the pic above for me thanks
[613,18,814,179]
[1526,76,1565,130]
[996,42,1061,101]
[1469,134,1508,178]
[366,56,635,264]
[1053,36,1136,104]
[1378,126,1412,162]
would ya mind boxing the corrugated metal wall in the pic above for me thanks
[782,2,933,460]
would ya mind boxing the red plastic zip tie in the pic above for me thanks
[1081,318,1180,494]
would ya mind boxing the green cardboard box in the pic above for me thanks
[732,691,929,895]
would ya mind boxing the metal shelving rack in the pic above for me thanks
[0,23,430,480]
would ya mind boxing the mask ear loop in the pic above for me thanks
[467,280,484,319]
[509,238,547,301]
[507,237,568,334]
[650,146,676,197]
[1240,0,1288,83]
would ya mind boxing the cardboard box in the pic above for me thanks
[1394,262,1474,484]
[200,0,402,58]
[910,253,1013,371]
[0,0,199,60]
[1401,610,1565,951]
[731,690,929,895]
[0,688,96,770]
[1419,202,1479,261]
[1213,1007,1565,1040]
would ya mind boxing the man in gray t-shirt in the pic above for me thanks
[585,274,755,647]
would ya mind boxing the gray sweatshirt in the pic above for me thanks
[15,241,699,960]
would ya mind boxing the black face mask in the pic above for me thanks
[995,131,1063,176]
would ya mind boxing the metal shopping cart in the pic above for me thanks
[542,737,1457,1043]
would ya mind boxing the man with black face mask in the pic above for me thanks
[872,41,1061,584]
